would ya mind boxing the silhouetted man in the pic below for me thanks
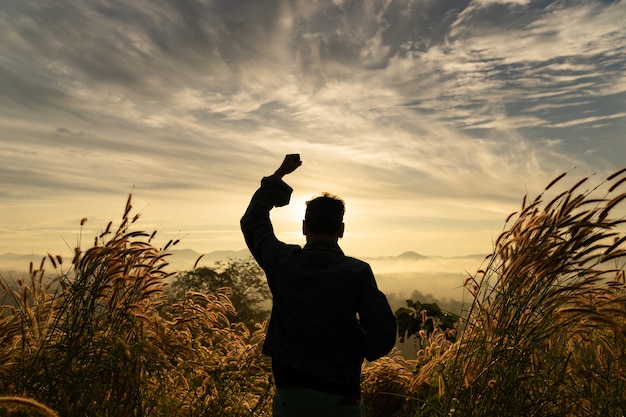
[241,154,396,417]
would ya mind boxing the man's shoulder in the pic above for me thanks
[338,255,373,273]
[342,254,369,264]
[285,243,303,253]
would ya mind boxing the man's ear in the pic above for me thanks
[337,223,345,238]
[302,220,308,236]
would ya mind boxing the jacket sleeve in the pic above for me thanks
[240,175,293,270]
[358,266,397,361]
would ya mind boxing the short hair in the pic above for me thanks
[304,192,345,234]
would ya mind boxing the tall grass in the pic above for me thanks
[442,168,626,416]
[3,167,626,417]
[0,194,272,417]
[368,168,626,417]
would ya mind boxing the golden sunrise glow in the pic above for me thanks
[0,1,624,281]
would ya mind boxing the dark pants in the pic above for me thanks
[273,386,364,417]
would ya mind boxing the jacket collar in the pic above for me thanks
[303,239,344,255]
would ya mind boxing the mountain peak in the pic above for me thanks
[397,251,428,260]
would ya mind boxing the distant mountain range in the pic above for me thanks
[0,249,488,305]
[0,248,486,276]
[0,249,252,276]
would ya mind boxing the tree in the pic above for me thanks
[169,257,271,327]
[395,299,458,346]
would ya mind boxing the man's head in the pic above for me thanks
[303,192,345,240]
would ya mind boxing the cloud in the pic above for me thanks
[0,0,624,256]
[471,0,531,4]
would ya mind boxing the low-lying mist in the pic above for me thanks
[1,248,482,319]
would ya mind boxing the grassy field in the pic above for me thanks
[2,168,626,416]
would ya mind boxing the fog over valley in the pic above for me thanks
[0,248,482,311]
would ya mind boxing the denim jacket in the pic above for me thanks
[241,175,396,386]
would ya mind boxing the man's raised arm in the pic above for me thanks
[240,154,302,269]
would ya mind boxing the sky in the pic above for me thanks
[1,0,625,261]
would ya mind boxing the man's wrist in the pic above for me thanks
[261,175,293,207]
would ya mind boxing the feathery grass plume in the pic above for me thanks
[361,329,457,417]
[361,354,420,417]
[0,195,174,416]
[435,168,626,417]
[0,396,59,417]
[155,287,273,416]
[0,193,274,417]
